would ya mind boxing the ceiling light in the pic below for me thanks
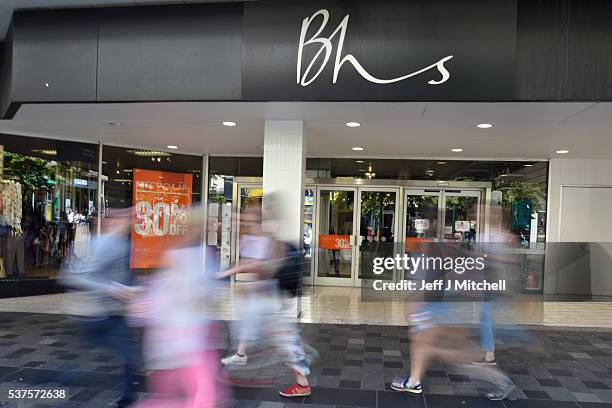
[523,164,534,167]
[436,161,447,165]
[556,149,569,154]
[167,145,178,150]
[31,149,57,156]
[356,160,364,163]
[108,121,123,126]
[477,123,493,129]
[127,150,171,157]
[352,147,364,151]
[222,121,237,127]
[451,148,463,153]
[346,122,361,127]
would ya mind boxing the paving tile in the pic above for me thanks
[537,379,562,387]
[582,381,609,390]
[572,393,603,403]
[504,400,578,408]
[592,389,612,403]
[578,403,612,408]
[304,387,376,407]
[524,390,551,400]
[425,394,504,408]
[377,391,425,408]
[338,380,361,389]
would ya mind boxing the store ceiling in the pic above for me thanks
[0,0,251,40]
[1,101,611,160]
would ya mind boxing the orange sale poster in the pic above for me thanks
[318,234,351,250]
[131,169,193,269]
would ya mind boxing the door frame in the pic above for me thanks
[441,189,483,243]
[313,185,359,287]
[303,184,316,286]
[403,188,445,243]
[403,188,485,243]
[232,180,319,285]
[354,186,402,287]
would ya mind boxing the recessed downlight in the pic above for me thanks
[477,123,494,129]
[436,161,447,165]
[523,164,534,167]
[556,149,569,154]
[356,160,364,163]
[352,146,364,151]
[451,148,463,153]
[222,121,237,127]
[167,145,178,150]
[346,122,361,127]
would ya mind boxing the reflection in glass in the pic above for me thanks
[444,195,478,243]
[303,188,314,278]
[317,190,353,278]
[405,195,439,240]
[358,191,396,280]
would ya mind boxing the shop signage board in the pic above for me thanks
[243,0,517,101]
[7,0,612,114]
[131,169,193,269]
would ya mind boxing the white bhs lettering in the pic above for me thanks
[297,9,453,87]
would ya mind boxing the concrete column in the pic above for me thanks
[262,120,306,247]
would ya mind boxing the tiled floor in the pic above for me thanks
[0,313,611,407]
[1,286,612,328]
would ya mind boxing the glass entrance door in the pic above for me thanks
[355,188,400,285]
[315,188,356,286]
[314,187,400,287]
[404,189,482,244]
[442,191,481,243]
[233,184,316,282]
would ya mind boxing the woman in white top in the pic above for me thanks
[219,201,312,398]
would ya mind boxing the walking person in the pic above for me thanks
[391,243,515,400]
[60,208,140,408]
[128,208,227,408]
[219,201,312,397]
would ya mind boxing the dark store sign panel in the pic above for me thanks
[243,0,517,101]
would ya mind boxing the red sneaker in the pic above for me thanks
[279,383,312,397]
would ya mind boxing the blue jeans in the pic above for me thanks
[480,302,495,352]
[82,316,139,400]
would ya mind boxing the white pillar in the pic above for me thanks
[262,120,306,247]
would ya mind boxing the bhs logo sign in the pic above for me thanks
[297,9,453,87]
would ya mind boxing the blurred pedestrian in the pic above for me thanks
[219,200,312,397]
[60,208,140,408]
[128,206,227,408]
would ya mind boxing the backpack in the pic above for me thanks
[275,242,303,297]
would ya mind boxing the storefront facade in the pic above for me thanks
[1,0,611,297]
